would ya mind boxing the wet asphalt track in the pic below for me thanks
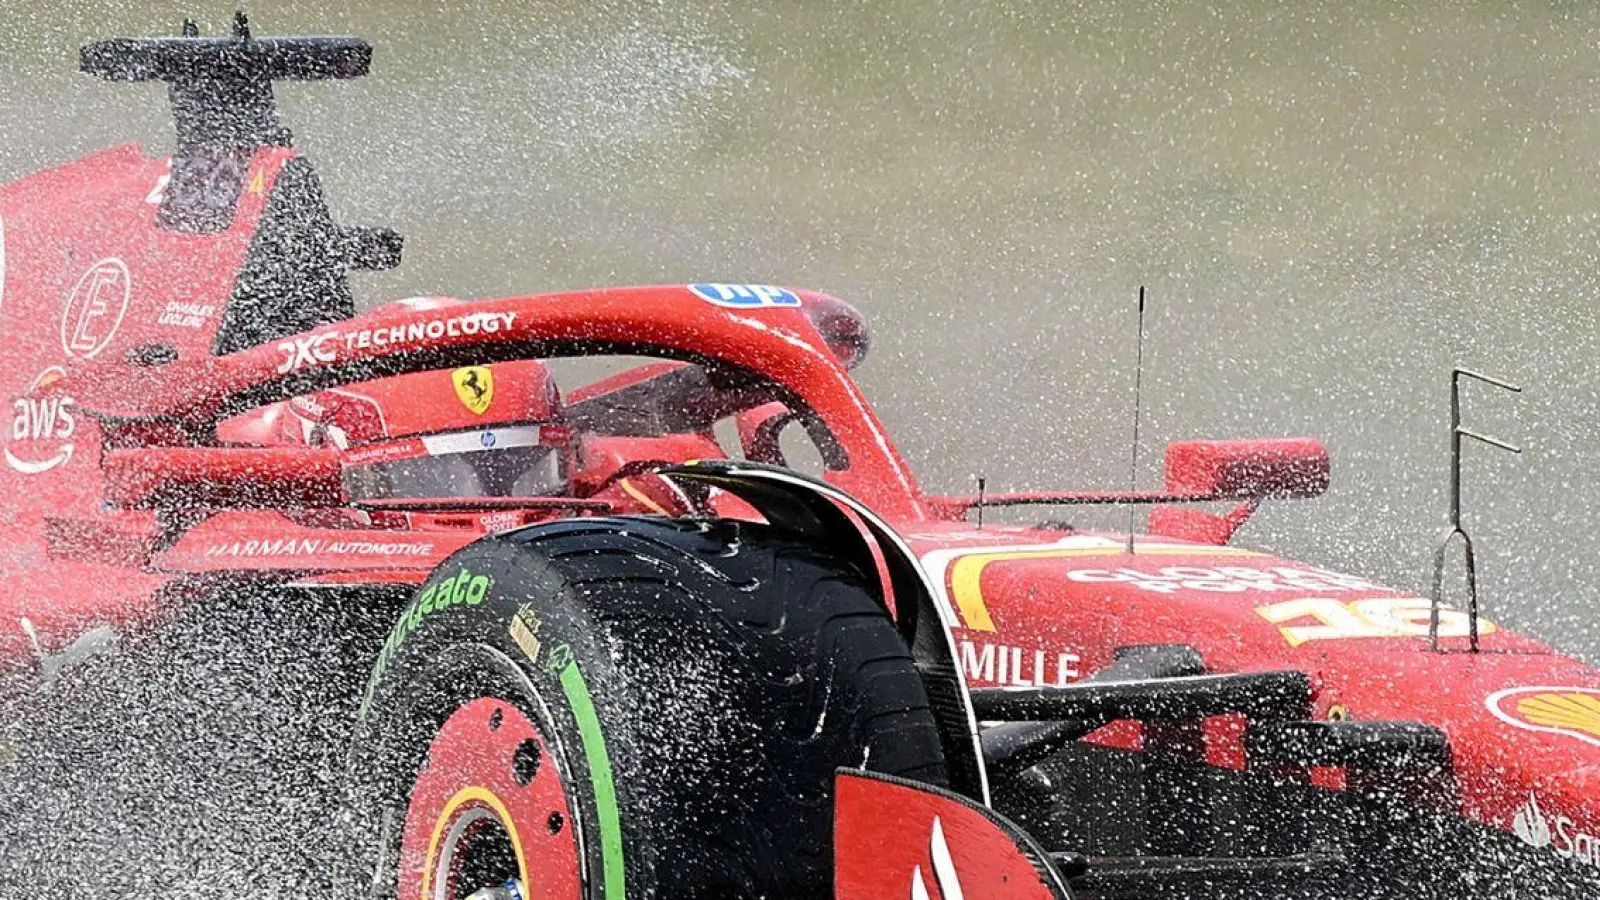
[2,1,1599,663]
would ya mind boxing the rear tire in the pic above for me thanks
[349,517,947,899]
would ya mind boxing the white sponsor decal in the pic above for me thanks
[479,511,524,533]
[1513,794,1600,869]
[959,640,1080,687]
[5,367,75,475]
[146,160,172,205]
[204,539,437,559]
[1487,686,1600,749]
[278,332,338,372]
[420,425,541,456]
[1067,564,1381,595]
[910,816,964,900]
[275,311,519,374]
[1257,596,1494,646]
[687,283,802,308]
[157,300,215,328]
[61,258,131,359]
[918,535,1124,621]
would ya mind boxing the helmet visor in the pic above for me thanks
[343,426,567,500]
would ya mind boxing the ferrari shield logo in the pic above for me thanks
[452,366,494,415]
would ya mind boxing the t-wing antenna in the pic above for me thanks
[1429,367,1521,653]
[79,11,369,148]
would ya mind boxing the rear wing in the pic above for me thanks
[80,13,400,351]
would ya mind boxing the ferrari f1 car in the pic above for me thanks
[1,18,1596,900]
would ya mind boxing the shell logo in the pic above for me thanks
[1487,686,1600,748]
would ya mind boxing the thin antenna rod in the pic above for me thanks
[1429,367,1521,652]
[975,475,986,529]
[1126,285,1147,555]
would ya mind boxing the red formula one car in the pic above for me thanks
[1,19,1597,900]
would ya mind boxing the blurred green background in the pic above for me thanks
[4,1,1599,658]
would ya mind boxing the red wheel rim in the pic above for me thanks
[399,697,584,900]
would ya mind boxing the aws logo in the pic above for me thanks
[1488,686,1600,748]
[5,367,75,475]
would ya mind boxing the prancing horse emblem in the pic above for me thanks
[452,366,494,415]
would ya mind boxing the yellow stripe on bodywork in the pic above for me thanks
[947,543,1266,632]
[619,477,674,516]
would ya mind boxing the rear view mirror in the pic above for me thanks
[1163,438,1329,501]
[1150,438,1329,545]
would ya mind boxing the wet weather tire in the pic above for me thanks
[349,516,947,899]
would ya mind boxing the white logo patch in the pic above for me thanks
[1516,794,1553,849]
[61,258,131,359]
[910,816,964,900]
[274,311,519,374]
[1066,564,1382,595]
[1511,793,1600,870]
[5,367,75,476]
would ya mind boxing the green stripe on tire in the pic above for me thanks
[557,655,626,899]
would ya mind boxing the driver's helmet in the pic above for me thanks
[284,297,571,502]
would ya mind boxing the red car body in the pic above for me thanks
[3,22,1598,899]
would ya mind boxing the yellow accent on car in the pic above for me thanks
[947,543,1266,633]
[423,786,528,899]
[452,366,495,415]
[1516,692,1600,741]
[620,478,674,516]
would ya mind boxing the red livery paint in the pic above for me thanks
[835,770,1071,900]
[4,18,1598,897]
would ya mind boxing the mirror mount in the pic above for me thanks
[736,401,800,465]
[927,437,1328,545]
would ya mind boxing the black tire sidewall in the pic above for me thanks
[348,518,946,900]
[349,539,648,900]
